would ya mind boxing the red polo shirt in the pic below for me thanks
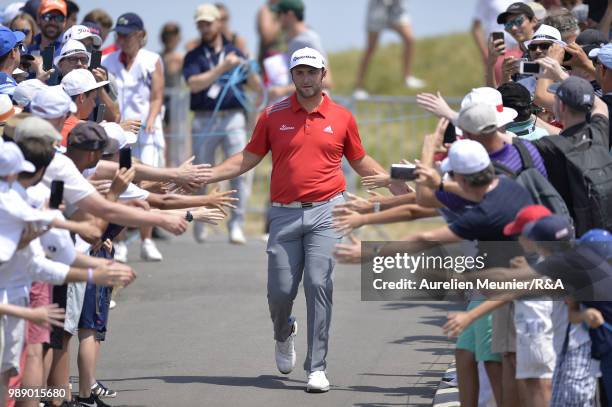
[246,93,366,204]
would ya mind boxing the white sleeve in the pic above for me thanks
[42,154,96,206]
[473,0,487,22]
[28,240,69,285]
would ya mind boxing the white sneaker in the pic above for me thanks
[352,88,370,100]
[113,241,128,263]
[140,238,163,262]
[109,300,117,310]
[405,75,426,89]
[306,370,330,393]
[193,222,208,243]
[275,317,297,374]
[229,225,247,245]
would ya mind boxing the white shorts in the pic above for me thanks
[515,299,556,379]
[64,281,86,336]
[366,0,411,32]
[1,296,27,375]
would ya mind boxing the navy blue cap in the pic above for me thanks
[114,12,144,35]
[0,26,25,57]
[526,215,572,242]
[20,0,41,20]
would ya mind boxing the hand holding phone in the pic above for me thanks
[93,103,106,123]
[89,50,101,70]
[390,164,417,181]
[49,180,64,209]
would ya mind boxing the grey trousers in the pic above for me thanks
[191,110,247,230]
[266,195,344,372]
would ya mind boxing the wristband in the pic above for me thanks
[373,202,381,213]
[87,268,94,284]
[185,210,193,222]
[438,180,445,192]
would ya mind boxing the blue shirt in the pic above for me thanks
[26,34,62,57]
[0,73,17,96]
[182,39,247,112]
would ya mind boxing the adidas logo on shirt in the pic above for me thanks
[323,125,333,134]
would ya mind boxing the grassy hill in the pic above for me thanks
[328,31,484,96]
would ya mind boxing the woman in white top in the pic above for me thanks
[102,12,165,169]
[102,13,166,261]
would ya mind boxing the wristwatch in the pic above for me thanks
[185,210,193,222]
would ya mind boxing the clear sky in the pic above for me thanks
[32,0,479,54]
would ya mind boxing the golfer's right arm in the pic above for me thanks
[207,150,265,184]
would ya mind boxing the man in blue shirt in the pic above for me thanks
[27,0,67,58]
[0,26,26,98]
[183,3,262,245]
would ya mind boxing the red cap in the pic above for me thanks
[503,205,552,236]
[39,0,67,16]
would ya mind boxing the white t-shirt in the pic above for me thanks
[473,0,520,48]
[42,153,96,206]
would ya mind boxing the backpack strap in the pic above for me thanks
[512,138,535,170]
[493,161,517,178]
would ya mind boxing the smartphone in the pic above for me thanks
[89,50,101,70]
[41,46,54,71]
[93,103,106,123]
[49,180,64,209]
[119,147,132,170]
[390,164,417,181]
[443,122,457,144]
[519,60,541,75]
[491,32,505,43]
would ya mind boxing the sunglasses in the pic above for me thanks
[15,28,30,36]
[64,55,89,65]
[15,42,26,54]
[41,13,65,23]
[504,15,525,31]
[528,42,552,52]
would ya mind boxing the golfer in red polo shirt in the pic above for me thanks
[205,47,385,392]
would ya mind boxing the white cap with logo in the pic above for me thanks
[289,47,326,70]
[30,86,77,119]
[61,69,109,97]
[0,141,35,176]
[440,139,491,175]
[62,25,102,47]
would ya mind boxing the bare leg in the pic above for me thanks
[393,22,416,81]
[456,349,479,407]
[484,360,503,407]
[17,344,44,407]
[519,378,552,407]
[77,329,96,397]
[354,31,381,90]
[47,333,72,406]
[0,371,11,406]
[502,352,520,407]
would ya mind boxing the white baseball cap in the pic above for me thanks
[459,87,518,133]
[0,94,20,122]
[62,25,102,47]
[30,85,77,119]
[40,226,77,265]
[457,103,500,135]
[101,121,137,154]
[12,79,47,108]
[289,47,326,70]
[194,4,220,22]
[524,24,566,48]
[54,39,91,67]
[61,69,108,97]
[14,116,62,142]
[440,139,491,175]
[0,140,35,175]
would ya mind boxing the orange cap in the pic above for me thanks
[39,0,67,16]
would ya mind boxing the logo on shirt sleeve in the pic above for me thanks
[323,125,334,134]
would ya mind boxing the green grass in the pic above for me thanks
[328,31,483,96]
